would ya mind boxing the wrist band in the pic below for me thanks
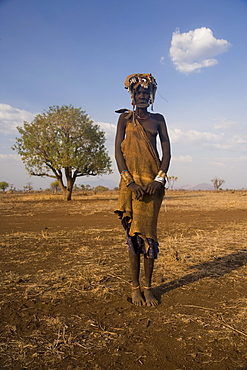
[154,170,167,185]
[154,175,165,184]
[157,170,167,179]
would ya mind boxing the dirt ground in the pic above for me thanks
[0,190,247,370]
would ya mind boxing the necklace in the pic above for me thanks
[135,113,150,120]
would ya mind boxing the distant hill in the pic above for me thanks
[175,183,214,191]
[80,178,118,190]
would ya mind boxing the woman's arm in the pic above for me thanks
[145,114,171,195]
[158,114,171,174]
[115,113,128,173]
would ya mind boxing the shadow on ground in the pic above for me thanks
[154,249,247,299]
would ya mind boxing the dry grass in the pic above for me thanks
[0,190,246,369]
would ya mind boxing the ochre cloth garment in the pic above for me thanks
[115,111,164,248]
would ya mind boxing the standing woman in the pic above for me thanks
[115,73,171,306]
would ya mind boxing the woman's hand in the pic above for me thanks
[127,182,145,200]
[144,181,164,195]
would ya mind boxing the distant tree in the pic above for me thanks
[211,177,225,191]
[13,105,112,200]
[51,180,60,193]
[23,182,33,192]
[94,185,109,193]
[0,181,9,193]
[167,176,178,190]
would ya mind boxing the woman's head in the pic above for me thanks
[124,73,157,110]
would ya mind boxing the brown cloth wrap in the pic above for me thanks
[115,111,164,246]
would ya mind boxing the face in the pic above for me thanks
[134,86,150,108]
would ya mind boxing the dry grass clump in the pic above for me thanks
[164,190,247,211]
[0,190,118,204]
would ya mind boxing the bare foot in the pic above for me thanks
[131,287,145,306]
[143,288,159,306]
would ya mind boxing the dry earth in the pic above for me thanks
[0,190,247,370]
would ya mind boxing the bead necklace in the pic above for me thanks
[135,113,150,120]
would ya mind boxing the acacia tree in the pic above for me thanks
[13,105,112,200]
[51,180,60,193]
[0,181,9,193]
[211,177,225,191]
[23,182,33,192]
[167,176,178,190]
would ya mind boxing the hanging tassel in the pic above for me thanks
[132,104,135,123]
[150,92,154,111]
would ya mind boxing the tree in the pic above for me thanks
[23,182,33,192]
[13,105,112,200]
[0,181,9,193]
[51,180,60,193]
[211,177,225,191]
[94,185,109,193]
[167,176,178,190]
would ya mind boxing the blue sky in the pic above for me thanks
[1,0,247,190]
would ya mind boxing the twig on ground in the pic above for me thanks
[217,315,247,338]
[107,273,130,285]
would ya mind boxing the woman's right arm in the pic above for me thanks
[115,113,128,173]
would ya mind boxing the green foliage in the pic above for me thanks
[50,180,60,193]
[0,181,9,192]
[94,185,109,193]
[23,182,33,192]
[12,105,112,200]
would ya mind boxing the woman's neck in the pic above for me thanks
[135,107,148,118]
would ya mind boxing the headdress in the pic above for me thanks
[124,73,157,111]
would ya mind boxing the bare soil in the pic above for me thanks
[0,191,247,370]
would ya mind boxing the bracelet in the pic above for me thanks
[157,170,167,179]
[154,170,167,185]
[154,175,165,184]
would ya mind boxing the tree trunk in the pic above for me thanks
[63,176,75,201]
[63,187,73,201]
[56,171,75,201]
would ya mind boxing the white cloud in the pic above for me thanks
[0,104,36,134]
[208,160,227,168]
[172,155,192,162]
[209,155,247,168]
[169,27,231,74]
[0,154,20,161]
[170,128,222,144]
[170,127,247,152]
[214,118,238,130]
[96,121,116,140]
[213,134,247,150]
[160,56,165,65]
[96,121,116,156]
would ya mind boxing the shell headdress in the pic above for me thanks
[124,73,157,111]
